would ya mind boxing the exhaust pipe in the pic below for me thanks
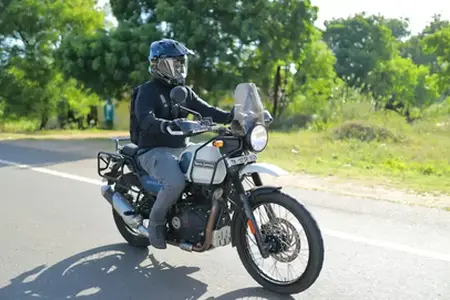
[101,185,149,239]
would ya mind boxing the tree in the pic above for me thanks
[322,13,397,89]
[367,55,439,120]
[374,15,411,40]
[273,29,338,118]
[0,0,104,127]
[60,0,320,114]
[422,24,450,94]
[400,14,449,75]
[58,21,161,98]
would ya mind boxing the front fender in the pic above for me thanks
[230,186,282,248]
[239,162,288,178]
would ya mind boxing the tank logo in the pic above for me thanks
[193,159,215,169]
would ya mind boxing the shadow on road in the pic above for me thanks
[0,139,113,169]
[0,243,294,300]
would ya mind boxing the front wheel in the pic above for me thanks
[235,191,324,295]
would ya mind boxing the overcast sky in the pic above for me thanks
[98,0,450,35]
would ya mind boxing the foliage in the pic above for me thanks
[322,12,397,88]
[57,22,160,98]
[422,24,450,93]
[367,55,440,115]
[0,0,104,127]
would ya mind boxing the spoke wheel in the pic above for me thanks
[235,191,324,295]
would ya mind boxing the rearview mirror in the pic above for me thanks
[170,86,188,104]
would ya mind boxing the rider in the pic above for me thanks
[135,39,233,249]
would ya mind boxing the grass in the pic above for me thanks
[1,109,449,195]
[260,110,450,195]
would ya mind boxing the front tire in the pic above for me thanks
[235,191,324,295]
[112,209,150,248]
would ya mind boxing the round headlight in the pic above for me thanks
[249,125,268,152]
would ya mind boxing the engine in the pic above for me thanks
[167,203,211,246]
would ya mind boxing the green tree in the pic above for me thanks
[61,0,320,116]
[58,21,160,98]
[400,14,449,75]
[0,0,104,127]
[367,55,439,120]
[322,12,397,89]
[422,24,450,94]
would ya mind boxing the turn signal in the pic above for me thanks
[212,140,224,148]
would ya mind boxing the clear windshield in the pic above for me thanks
[231,83,265,136]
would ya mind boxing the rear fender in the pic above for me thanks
[230,185,282,247]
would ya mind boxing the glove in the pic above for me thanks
[160,118,184,134]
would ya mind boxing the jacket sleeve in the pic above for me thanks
[187,88,232,124]
[135,85,170,135]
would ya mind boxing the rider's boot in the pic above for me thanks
[147,181,185,249]
[147,222,167,249]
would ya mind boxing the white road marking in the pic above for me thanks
[1,157,450,263]
[0,158,103,186]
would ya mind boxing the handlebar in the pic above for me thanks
[166,121,229,137]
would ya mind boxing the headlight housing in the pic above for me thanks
[249,124,268,152]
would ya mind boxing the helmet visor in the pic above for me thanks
[157,56,188,81]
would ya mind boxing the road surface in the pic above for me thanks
[0,140,449,300]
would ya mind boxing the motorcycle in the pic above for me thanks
[97,83,324,295]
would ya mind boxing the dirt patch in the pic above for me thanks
[261,173,450,210]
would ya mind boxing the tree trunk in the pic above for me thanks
[272,65,281,118]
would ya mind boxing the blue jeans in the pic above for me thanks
[138,147,186,226]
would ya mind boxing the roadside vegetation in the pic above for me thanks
[1,1,449,196]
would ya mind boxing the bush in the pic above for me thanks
[332,120,399,142]
[0,118,41,133]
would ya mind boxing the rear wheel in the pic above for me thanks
[112,209,149,248]
[235,191,324,295]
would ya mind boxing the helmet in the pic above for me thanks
[148,39,195,86]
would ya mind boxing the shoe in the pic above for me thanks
[148,224,167,249]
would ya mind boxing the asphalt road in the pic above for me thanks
[0,140,449,300]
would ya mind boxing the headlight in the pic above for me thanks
[249,125,268,152]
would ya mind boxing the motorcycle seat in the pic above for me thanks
[121,143,139,157]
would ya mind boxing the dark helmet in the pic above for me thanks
[148,39,195,86]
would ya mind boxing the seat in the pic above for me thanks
[121,143,139,157]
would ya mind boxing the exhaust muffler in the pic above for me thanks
[101,185,149,238]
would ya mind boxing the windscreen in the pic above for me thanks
[231,83,265,135]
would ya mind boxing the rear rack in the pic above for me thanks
[97,151,124,182]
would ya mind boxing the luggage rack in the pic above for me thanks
[97,136,136,186]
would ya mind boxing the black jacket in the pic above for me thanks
[135,79,231,149]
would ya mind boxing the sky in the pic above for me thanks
[312,0,450,34]
[98,0,450,35]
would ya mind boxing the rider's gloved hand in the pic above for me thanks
[160,118,184,134]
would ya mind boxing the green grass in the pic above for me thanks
[1,109,449,195]
[260,111,450,195]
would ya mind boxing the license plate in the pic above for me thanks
[226,153,257,167]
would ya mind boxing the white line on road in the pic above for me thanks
[1,157,450,263]
[0,158,103,186]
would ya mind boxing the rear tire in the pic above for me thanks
[112,209,150,248]
[235,190,324,295]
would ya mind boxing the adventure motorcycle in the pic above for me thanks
[97,83,324,294]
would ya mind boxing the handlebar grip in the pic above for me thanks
[166,126,185,136]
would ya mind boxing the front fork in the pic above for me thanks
[235,172,276,259]
[251,173,277,221]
